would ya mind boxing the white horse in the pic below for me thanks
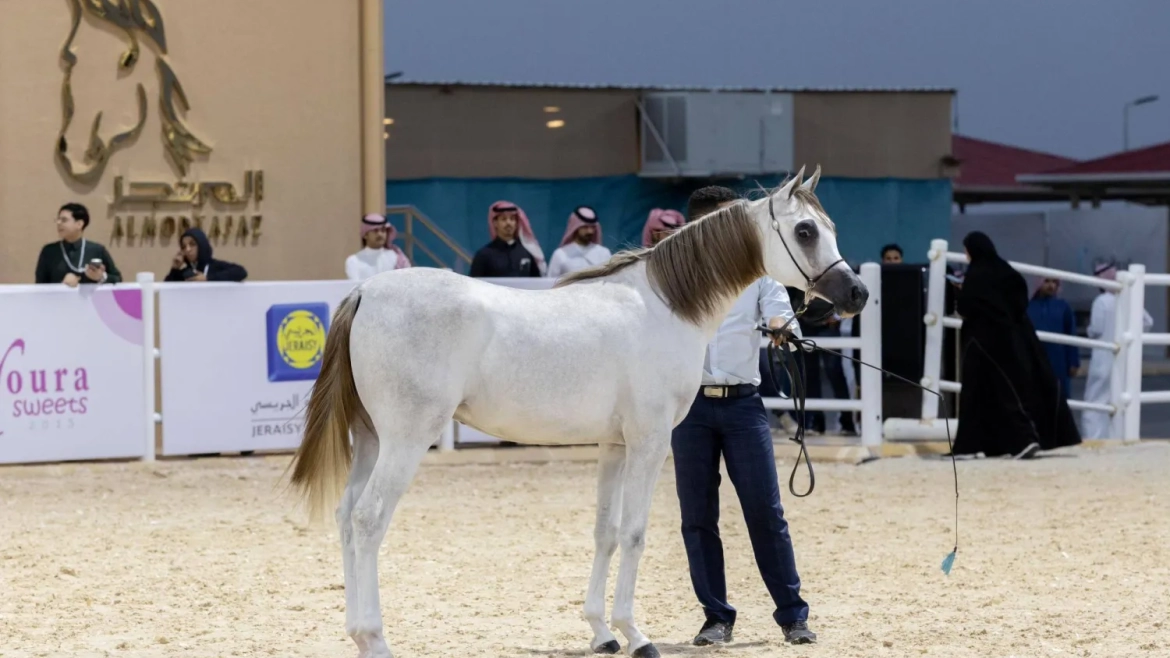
[289,166,868,658]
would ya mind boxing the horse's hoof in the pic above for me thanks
[631,643,660,658]
[592,639,620,654]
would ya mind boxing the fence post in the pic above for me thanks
[1123,264,1146,440]
[137,272,157,462]
[1108,272,1131,439]
[859,263,883,446]
[920,239,948,420]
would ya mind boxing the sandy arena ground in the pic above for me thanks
[1,441,1168,658]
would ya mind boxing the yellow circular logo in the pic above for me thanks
[276,310,326,370]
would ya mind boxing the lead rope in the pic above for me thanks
[759,315,961,576]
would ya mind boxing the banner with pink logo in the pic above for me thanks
[0,285,147,464]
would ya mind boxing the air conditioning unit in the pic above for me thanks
[638,91,795,178]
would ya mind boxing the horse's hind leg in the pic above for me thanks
[337,412,379,648]
[348,413,441,658]
[584,443,625,654]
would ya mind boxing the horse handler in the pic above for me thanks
[669,186,816,646]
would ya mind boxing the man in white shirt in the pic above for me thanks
[672,186,816,647]
[546,206,611,278]
[1082,261,1152,438]
[345,214,410,281]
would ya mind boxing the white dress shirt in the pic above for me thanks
[345,248,403,281]
[547,242,612,278]
[701,277,801,386]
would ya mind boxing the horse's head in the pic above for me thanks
[56,0,210,182]
[749,166,868,317]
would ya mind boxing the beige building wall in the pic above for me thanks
[0,0,366,284]
[385,86,640,179]
[794,92,953,179]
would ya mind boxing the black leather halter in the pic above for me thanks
[766,193,846,329]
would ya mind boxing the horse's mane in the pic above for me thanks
[556,202,765,325]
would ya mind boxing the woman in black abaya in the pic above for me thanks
[952,232,1081,458]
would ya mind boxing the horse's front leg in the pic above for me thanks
[610,432,671,658]
[584,443,625,654]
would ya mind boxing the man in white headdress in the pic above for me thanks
[546,206,611,278]
[1082,261,1152,438]
[345,214,411,281]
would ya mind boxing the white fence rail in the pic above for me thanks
[0,264,884,465]
[892,238,1160,442]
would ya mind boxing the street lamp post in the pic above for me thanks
[1124,95,1159,150]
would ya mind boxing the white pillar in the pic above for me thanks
[1108,272,1131,439]
[137,272,157,462]
[921,239,949,420]
[859,262,883,446]
[1123,264,1146,440]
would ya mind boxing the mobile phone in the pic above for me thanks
[90,258,102,266]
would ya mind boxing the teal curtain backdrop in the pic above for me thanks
[385,175,951,272]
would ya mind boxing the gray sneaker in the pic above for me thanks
[693,620,733,646]
[782,620,817,644]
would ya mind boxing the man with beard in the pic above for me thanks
[470,201,545,278]
[546,206,611,278]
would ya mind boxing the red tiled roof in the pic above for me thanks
[952,134,1078,188]
[1033,141,1170,176]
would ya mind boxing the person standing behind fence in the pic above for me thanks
[670,185,815,647]
[1081,262,1153,439]
[35,202,122,286]
[546,206,611,278]
[165,227,248,282]
[470,201,546,278]
[1026,277,1080,402]
[951,231,1080,459]
[641,208,686,247]
[346,214,411,281]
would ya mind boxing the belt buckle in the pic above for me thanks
[703,386,726,398]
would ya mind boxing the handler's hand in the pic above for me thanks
[766,316,794,348]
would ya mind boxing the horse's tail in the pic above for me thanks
[288,288,364,523]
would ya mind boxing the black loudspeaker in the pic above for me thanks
[849,264,929,419]
[879,263,928,381]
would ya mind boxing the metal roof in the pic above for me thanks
[952,135,1078,189]
[385,77,956,94]
[1017,141,1170,183]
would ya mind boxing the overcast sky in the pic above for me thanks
[385,0,1169,160]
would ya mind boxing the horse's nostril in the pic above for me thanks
[850,285,862,302]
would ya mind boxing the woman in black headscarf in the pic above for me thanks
[952,231,1081,458]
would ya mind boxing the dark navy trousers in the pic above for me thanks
[671,390,809,627]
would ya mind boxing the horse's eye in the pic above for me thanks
[794,220,818,242]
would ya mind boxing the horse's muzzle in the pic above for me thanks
[816,266,869,317]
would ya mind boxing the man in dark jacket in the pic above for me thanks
[469,201,543,278]
[35,202,122,286]
[165,227,248,282]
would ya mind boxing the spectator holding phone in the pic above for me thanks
[35,202,122,286]
[165,227,248,282]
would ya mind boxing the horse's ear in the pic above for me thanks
[778,165,805,200]
[801,164,822,192]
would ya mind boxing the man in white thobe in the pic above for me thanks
[546,206,611,278]
[345,214,410,281]
[1082,262,1152,438]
